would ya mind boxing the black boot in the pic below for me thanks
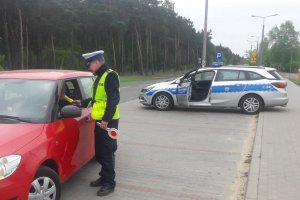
[97,185,115,196]
[90,178,103,187]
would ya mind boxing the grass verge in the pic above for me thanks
[290,79,300,86]
[119,64,196,82]
[120,74,172,82]
[119,70,187,83]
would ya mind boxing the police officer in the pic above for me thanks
[75,50,120,196]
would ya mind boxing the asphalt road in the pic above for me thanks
[61,79,257,200]
[120,79,171,103]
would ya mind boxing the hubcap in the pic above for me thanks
[243,97,260,113]
[29,177,56,200]
[155,95,170,110]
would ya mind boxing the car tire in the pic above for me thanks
[240,94,263,114]
[28,166,61,200]
[153,92,174,111]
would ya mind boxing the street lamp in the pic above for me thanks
[201,0,209,68]
[247,40,257,52]
[251,35,260,52]
[251,14,278,65]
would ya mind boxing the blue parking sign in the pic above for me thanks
[216,52,223,60]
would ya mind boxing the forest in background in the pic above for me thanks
[0,0,243,74]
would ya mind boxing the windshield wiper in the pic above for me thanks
[0,115,33,123]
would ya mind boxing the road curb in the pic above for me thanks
[245,112,264,200]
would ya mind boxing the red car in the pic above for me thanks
[0,70,95,200]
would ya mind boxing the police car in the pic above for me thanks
[139,66,288,114]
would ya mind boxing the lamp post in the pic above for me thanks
[201,0,209,68]
[251,14,278,66]
[247,40,256,52]
[251,35,260,52]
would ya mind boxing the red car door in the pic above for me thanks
[50,78,94,181]
[77,77,96,161]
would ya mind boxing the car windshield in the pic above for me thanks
[0,79,56,123]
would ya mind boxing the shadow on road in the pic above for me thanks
[141,104,288,115]
[141,105,246,115]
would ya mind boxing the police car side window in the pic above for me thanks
[247,72,265,80]
[182,72,195,83]
[217,70,239,81]
[194,71,215,81]
[182,76,192,83]
[238,71,247,80]
[216,70,248,81]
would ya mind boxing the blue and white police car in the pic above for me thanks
[139,66,288,114]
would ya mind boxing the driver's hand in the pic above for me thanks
[73,100,81,107]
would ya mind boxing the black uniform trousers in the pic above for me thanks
[94,119,118,188]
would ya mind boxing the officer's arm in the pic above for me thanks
[102,73,120,121]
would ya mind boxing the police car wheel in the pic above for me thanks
[29,166,61,200]
[153,93,173,111]
[240,94,263,114]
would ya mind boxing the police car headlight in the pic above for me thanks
[141,86,155,93]
[0,155,21,180]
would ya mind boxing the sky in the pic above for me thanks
[173,0,300,56]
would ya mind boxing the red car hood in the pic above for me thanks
[0,124,44,156]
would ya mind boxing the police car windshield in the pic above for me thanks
[0,79,56,123]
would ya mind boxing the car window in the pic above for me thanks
[238,71,247,80]
[217,70,239,81]
[66,81,75,90]
[64,79,82,100]
[268,70,284,80]
[247,72,265,80]
[194,71,215,81]
[0,79,56,123]
[182,76,192,83]
[182,71,195,83]
[216,70,249,81]
[79,77,94,99]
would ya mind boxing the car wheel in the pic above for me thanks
[28,166,61,200]
[240,94,263,114]
[153,93,173,111]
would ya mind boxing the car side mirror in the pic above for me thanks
[60,105,82,118]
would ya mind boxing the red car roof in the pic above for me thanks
[0,69,93,80]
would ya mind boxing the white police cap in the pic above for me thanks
[82,50,104,65]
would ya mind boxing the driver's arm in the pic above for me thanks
[81,98,92,108]
[73,98,92,108]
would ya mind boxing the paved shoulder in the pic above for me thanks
[246,80,300,200]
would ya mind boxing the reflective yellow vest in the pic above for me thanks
[90,69,120,120]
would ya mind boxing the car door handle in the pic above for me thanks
[85,117,91,123]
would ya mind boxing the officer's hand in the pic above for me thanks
[73,100,81,107]
[99,121,108,130]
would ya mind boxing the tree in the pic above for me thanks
[264,21,300,72]
[0,0,242,73]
